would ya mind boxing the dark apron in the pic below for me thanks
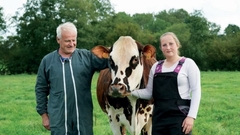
[152,58,191,135]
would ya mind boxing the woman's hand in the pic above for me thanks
[182,116,194,134]
[122,92,131,97]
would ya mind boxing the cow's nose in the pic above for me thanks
[109,84,126,97]
[110,84,124,91]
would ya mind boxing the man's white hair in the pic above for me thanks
[56,22,77,39]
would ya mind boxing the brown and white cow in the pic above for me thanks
[91,36,157,135]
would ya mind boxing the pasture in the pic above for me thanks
[0,72,239,135]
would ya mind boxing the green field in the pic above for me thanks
[0,72,239,135]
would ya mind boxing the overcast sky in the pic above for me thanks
[1,0,240,33]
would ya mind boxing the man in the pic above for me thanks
[35,22,108,135]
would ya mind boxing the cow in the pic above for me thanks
[91,36,157,135]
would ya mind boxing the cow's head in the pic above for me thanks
[92,36,156,98]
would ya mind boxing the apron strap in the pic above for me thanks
[174,57,186,73]
[154,57,186,75]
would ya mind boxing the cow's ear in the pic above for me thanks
[91,45,110,59]
[135,41,144,52]
[142,44,156,59]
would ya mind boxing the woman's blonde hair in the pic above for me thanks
[160,32,181,48]
[160,32,181,54]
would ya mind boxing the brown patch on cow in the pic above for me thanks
[138,107,144,115]
[141,130,148,135]
[109,56,118,75]
[124,55,139,78]
[129,56,139,69]
[141,44,157,87]
[146,106,152,112]
[123,77,130,91]
[136,84,139,88]
[109,115,112,122]
[106,96,133,125]
[91,45,110,58]
[116,114,120,122]
[96,68,112,113]
[120,70,123,75]
[113,77,121,85]
[135,41,144,65]
[144,113,147,122]
[125,67,132,77]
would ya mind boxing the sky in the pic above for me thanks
[1,0,240,33]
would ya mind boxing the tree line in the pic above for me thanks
[0,0,239,74]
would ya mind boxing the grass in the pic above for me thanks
[193,72,240,135]
[0,74,47,135]
[0,72,240,135]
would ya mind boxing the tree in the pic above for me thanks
[184,10,210,70]
[59,0,114,48]
[206,34,240,70]
[0,7,8,74]
[98,12,144,45]
[132,13,154,30]
[6,0,113,74]
[224,24,240,36]
[155,9,189,25]
[0,7,6,33]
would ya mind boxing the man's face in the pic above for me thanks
[57,30,77,57]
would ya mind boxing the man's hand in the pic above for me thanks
[42,113,50,130]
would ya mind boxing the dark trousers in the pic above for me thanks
[152,114,192,135]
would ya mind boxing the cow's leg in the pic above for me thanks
[109,119,123,135]
[141,117,152,135]
[136,104,153,135]
[107,109,123,135]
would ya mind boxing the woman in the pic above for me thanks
[124,32,201,135]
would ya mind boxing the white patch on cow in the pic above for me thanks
[106,96,141,135]
[110,36,143,91]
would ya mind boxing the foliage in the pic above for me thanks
[0,2,240,74]
[0,7,6,33]
[1,0,113,74]
[184,10,210,70]
[206,33,240,70]
[224,24,240,36]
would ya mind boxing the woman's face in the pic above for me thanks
[160,35,179,58]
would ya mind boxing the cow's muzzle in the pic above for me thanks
[108,84,126,98]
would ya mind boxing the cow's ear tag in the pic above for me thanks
[103,53,109,58]
[146,54,151,59]
[144,52,151,59]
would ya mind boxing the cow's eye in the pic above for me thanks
[129,56,139,69]
[133,58,139,64]
[131,57,139,65]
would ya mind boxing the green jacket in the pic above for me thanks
[35,48,108,135]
